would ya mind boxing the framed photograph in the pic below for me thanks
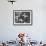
[13,10,32,25]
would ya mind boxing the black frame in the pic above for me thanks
[13,10,33,26]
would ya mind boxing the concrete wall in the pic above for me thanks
[0,0,46,41]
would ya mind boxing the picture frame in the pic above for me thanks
[13,10,33,26]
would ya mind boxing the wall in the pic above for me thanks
[0,0,46,42]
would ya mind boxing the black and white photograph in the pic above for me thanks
[13,10,32,25]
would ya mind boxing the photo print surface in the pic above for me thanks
[13,10,32,25]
